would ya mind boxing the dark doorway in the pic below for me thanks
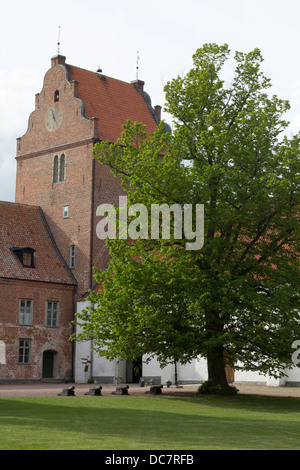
[126,357,143,383]
[132,357,143,383]
[42,351,54,378]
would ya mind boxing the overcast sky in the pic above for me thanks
[1,0,300,202]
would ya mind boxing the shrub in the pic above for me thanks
[198,381,239,395]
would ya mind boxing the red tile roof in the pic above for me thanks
[0,202,76,286]
[66,64,159,142]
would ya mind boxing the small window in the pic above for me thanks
[23,252,33,267]
[54,90,59,102]
[11,247,35,268]
[18,339,31,364]
[53,154,66,183]
[53,155,59,183]
[46,301,59,327]
[0,340,6,365]
[70,245,76,269]
[60,154,65,181]
[63,206,69,218]
[19,299,33,326]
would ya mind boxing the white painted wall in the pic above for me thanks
[75,301,127,383]
[75,301,300,387]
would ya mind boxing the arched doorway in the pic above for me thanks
[42,350,58,379]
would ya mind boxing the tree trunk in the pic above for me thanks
[205,310,229,389]
[206,346,229,388]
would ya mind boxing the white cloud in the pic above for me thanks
[0,68,42,201]
[0,69,41,139]
[290,114,300,134]
[291,80,300,105]
[0,153,16,202]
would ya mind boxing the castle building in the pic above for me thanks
[0,201,76,381]
[15,54,160,300]
[1,54,299,386]
[0,54,160,382]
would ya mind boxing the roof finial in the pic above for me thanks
[136,51,140,79]
[57,26,61,54]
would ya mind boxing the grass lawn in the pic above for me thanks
[0,393,300,450]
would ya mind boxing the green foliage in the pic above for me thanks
[73,43,300,385]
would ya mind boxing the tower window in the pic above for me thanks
[53,156,59,183]
[63,206,69,218]
[60,154,65,181]
[53,154,66,183]
[54,90,59,102]
[70,245,76,268]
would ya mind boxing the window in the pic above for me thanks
[11,247,35,268]
[18,339,31,364]
[46,301,59,327]
[19,299,33,326]
[63,206,69,218]
[70,245,76,268]
[60,154,65,181]
[53,155,59,182]
[54,90,59,102]
[23,251,33,267]
[53,154,66,183]
[0,341,6,365]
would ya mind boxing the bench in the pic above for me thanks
[145,379,154,385]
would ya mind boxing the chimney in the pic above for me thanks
[51,55,66,67]
[154,105,162,122]
[131,79,145,91]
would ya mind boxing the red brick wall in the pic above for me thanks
[15,59,125,298]
[8,56,159,384]
[15,61,100,298]
[16,63,96,157]
[16,142,95,298]
[0,278,74,381]
[92,159,126,273]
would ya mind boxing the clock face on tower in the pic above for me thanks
[45,104,62,131]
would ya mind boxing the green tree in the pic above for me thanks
[73,44,300,391]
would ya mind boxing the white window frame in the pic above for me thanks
[18,339,32,364]
[19,299,33,326]
[60,154,66,181]
[53,153,66,183]
[46,301,59,327]
[63,206,69,218]
[70,245,76,269]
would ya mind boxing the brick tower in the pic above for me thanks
[15,54,160,300]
